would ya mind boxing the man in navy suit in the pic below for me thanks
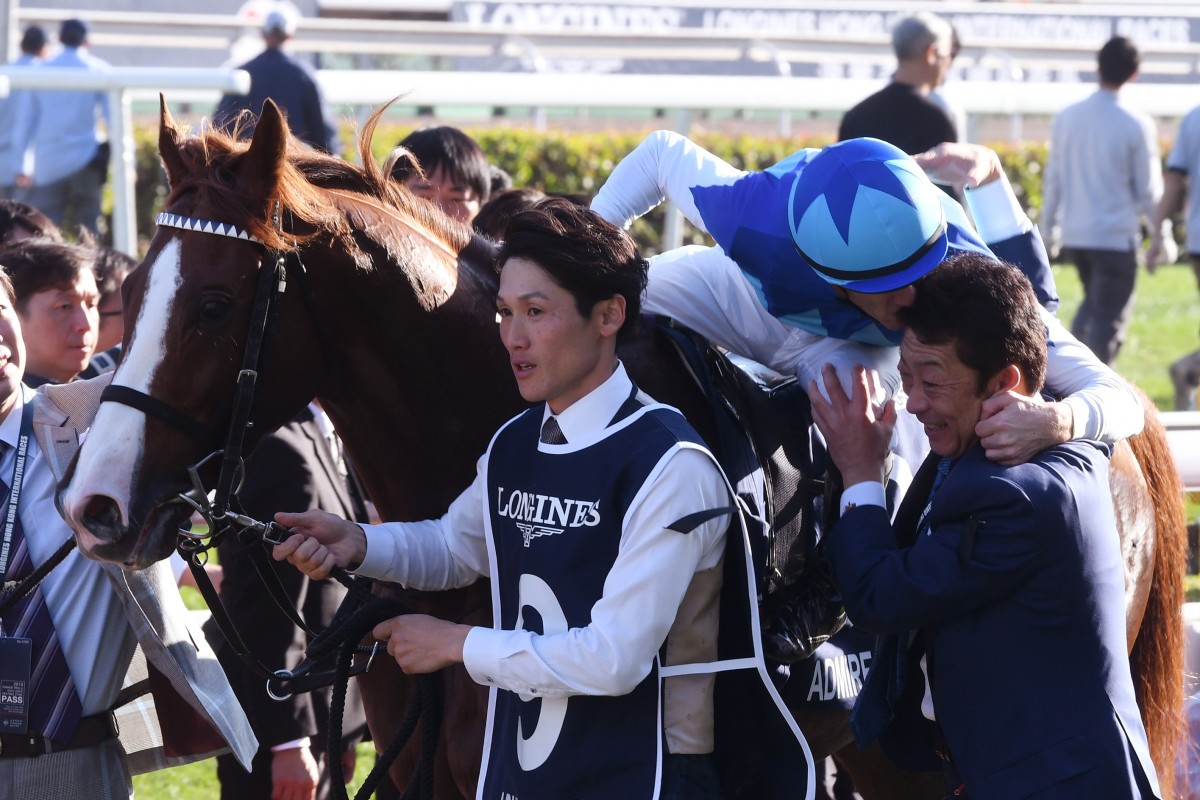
[809,253,1160,799]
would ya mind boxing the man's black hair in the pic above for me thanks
[899,253,1047,393]
[498,197,647,345]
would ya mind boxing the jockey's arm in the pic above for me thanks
[974,312,1145,465]
[641,245,902,404]
[1041,309,1145,445]
[591,130,745,233]
[917,145,1142,462]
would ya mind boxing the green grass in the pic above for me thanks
[1050,262,1197,412]
[131,741,384,799]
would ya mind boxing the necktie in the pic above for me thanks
[850,456,952,747]
[540,416,567,445]
[916,457,952,537]
[0,461,82,745]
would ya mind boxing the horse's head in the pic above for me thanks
[61,99,335,567]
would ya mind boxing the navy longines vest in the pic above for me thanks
[479,396,703,800]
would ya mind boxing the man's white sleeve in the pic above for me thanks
[591,130,744,233]
[1042,307,1144,443]
[354,456,492,589]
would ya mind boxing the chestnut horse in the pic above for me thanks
[60,99,1185,799]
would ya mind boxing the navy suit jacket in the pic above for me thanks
[827,442,1159,800]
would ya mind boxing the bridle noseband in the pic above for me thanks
[101,212,288,546]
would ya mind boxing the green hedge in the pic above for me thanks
[126,124,1141,256]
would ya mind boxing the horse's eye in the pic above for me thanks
[199,298,232,322]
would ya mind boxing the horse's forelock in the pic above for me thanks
[160,115,472,260]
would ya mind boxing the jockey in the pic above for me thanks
[592,133,1144,466]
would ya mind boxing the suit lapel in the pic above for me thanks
[298,417,356,519]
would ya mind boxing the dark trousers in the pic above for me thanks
[661,752,723,800]
[1068,247,1138,364]
[16,164,104,237]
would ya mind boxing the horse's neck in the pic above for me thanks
[319,237,526,522]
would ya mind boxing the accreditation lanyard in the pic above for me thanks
[0,399,34,586]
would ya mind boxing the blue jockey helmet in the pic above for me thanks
[787,137,948,294]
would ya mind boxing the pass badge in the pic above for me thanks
[0,637,31,734]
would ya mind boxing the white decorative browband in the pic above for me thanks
[155,212,264,244]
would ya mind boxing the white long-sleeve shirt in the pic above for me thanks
[354,365,727,705]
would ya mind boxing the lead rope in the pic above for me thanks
[323,596,441,800]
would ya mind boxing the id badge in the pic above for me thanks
[0,637,31,734]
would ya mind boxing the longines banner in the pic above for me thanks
[448,1,1200,80]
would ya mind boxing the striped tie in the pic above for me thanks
[0,485,82,745]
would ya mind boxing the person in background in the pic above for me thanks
[389,126,492,224]
[839,12,958,157]
[0,199,63,245]
[213,8,340,154]
[1,238,98,387]
[1147,100,1200,409]
[472,186,545,241]
[12,18,111,236]
[205,404,368,800]
[1040,35,1169,365]
[0,26,48,200]
[78,239,135,378]
[929,23,968,143]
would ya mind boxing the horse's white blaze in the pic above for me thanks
[64,239,183,533]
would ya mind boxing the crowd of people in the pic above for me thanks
[0,7,1193,800]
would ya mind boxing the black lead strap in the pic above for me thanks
[0,396,76,620]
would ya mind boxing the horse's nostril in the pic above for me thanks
[82,495,122,532]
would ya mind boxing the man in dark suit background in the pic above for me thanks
[205,403,368,800]
[809,254,1159,799]
[213,9,340,154]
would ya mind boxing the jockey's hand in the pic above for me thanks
[271,745,319,800]
[976,391,1071,466]
[912,142,1004,189]
[373,614,472,674]
[271,509,366,580]
[809,363,895,486]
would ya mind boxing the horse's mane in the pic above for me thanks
[164,105,475,273]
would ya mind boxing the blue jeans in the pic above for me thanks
[661,753,723,800]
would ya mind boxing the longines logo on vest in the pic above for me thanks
[496,488,601,547]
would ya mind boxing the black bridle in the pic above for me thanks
[100,211,440,800]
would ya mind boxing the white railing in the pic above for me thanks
[1162,411,1200,494]
[0,67,249,255]
[313,69,1200,120]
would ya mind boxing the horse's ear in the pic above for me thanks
[239,99,289,209]
[158,94,187,188]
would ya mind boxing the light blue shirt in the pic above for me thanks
[0,391,134,716]
[11,46,111,186]
[0,53,41,186]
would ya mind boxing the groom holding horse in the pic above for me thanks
[274,198,810,799]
